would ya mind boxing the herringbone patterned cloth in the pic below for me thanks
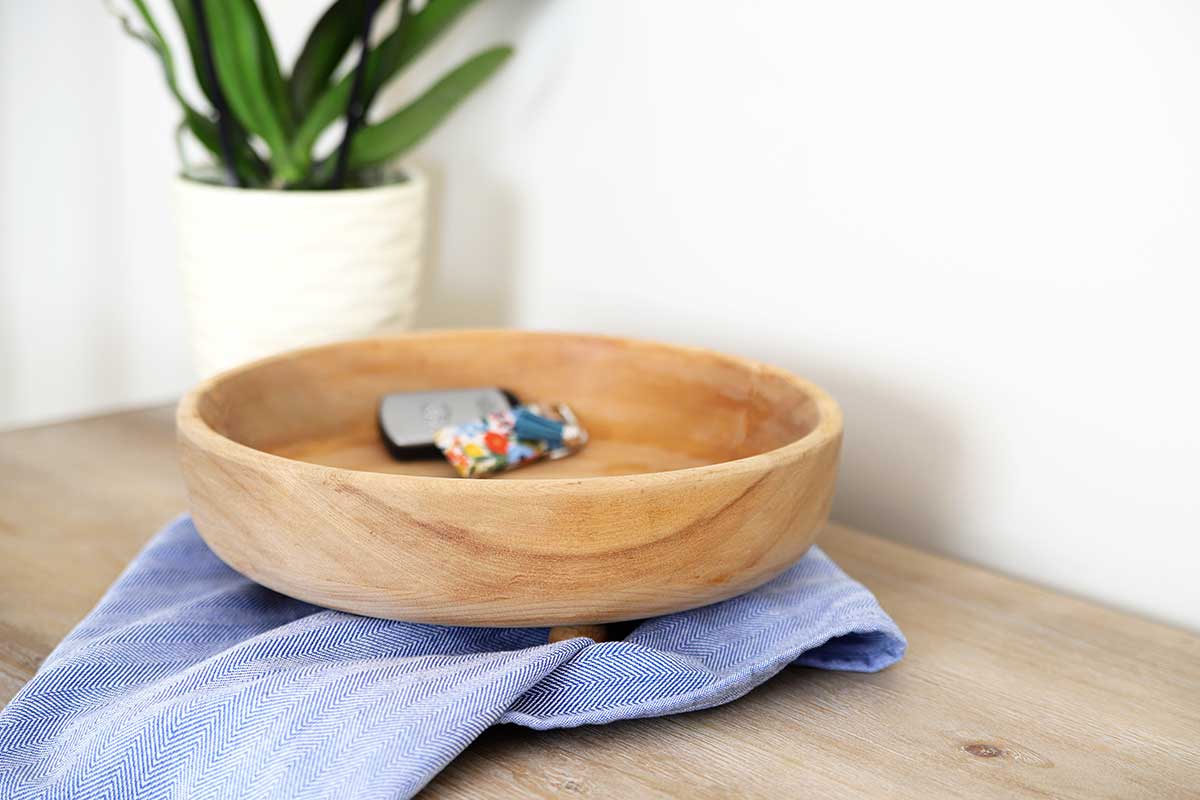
[0,515,905,799]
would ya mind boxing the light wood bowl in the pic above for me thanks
[177,330,842,627]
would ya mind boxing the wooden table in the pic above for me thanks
[2,407,1197,798]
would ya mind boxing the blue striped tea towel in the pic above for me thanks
[0,514,904,799]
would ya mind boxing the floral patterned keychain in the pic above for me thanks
[433,403,588,477]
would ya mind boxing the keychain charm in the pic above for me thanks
[434,403,587,477]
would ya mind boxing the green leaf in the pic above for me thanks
[184,108,271,184]
[106,0,266,185]
[205,0,302,181]
[166,0,270,183]
[364,0,412,98]
[290,0,372,116]
[113,0,185,104]
[168,0,219,107]
[348,45,511,170]
[245,0,295,133]
[291,0,483,165]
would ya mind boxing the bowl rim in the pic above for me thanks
[177,329,844,489]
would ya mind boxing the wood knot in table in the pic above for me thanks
[960,740,1055,768]
[963,742,1004,758]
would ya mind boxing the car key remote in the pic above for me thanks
[378,387,519,459]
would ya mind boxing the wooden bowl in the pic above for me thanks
[177,331,842,627]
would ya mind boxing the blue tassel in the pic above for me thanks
[513,407,565,448]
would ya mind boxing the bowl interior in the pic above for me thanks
[194,332,824,479]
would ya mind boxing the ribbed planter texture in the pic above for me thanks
[173,167,427,378]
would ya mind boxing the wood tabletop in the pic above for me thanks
[1,406,1197,798]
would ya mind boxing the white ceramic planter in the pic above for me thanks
[173,168,427,378]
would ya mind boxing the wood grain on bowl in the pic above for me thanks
[176,331,843,626]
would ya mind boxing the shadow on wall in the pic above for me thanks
[564,305,970,553]
[815,367,966,552]
[414,163,520,329]
[401,0,553,329]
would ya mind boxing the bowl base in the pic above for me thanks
[548,624,611,643]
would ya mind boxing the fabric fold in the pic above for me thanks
[0,515,904,799]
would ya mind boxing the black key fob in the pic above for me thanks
[378,388,519,459]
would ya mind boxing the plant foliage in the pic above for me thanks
[108,0,512,189]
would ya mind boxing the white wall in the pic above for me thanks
[417,0,1200,632]
[2,1,1197,630]
[0,1,190,427]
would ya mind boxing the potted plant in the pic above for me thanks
[110,0,512,377]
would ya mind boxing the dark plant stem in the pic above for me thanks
[329,0,392,189]
[190,0,242,187]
